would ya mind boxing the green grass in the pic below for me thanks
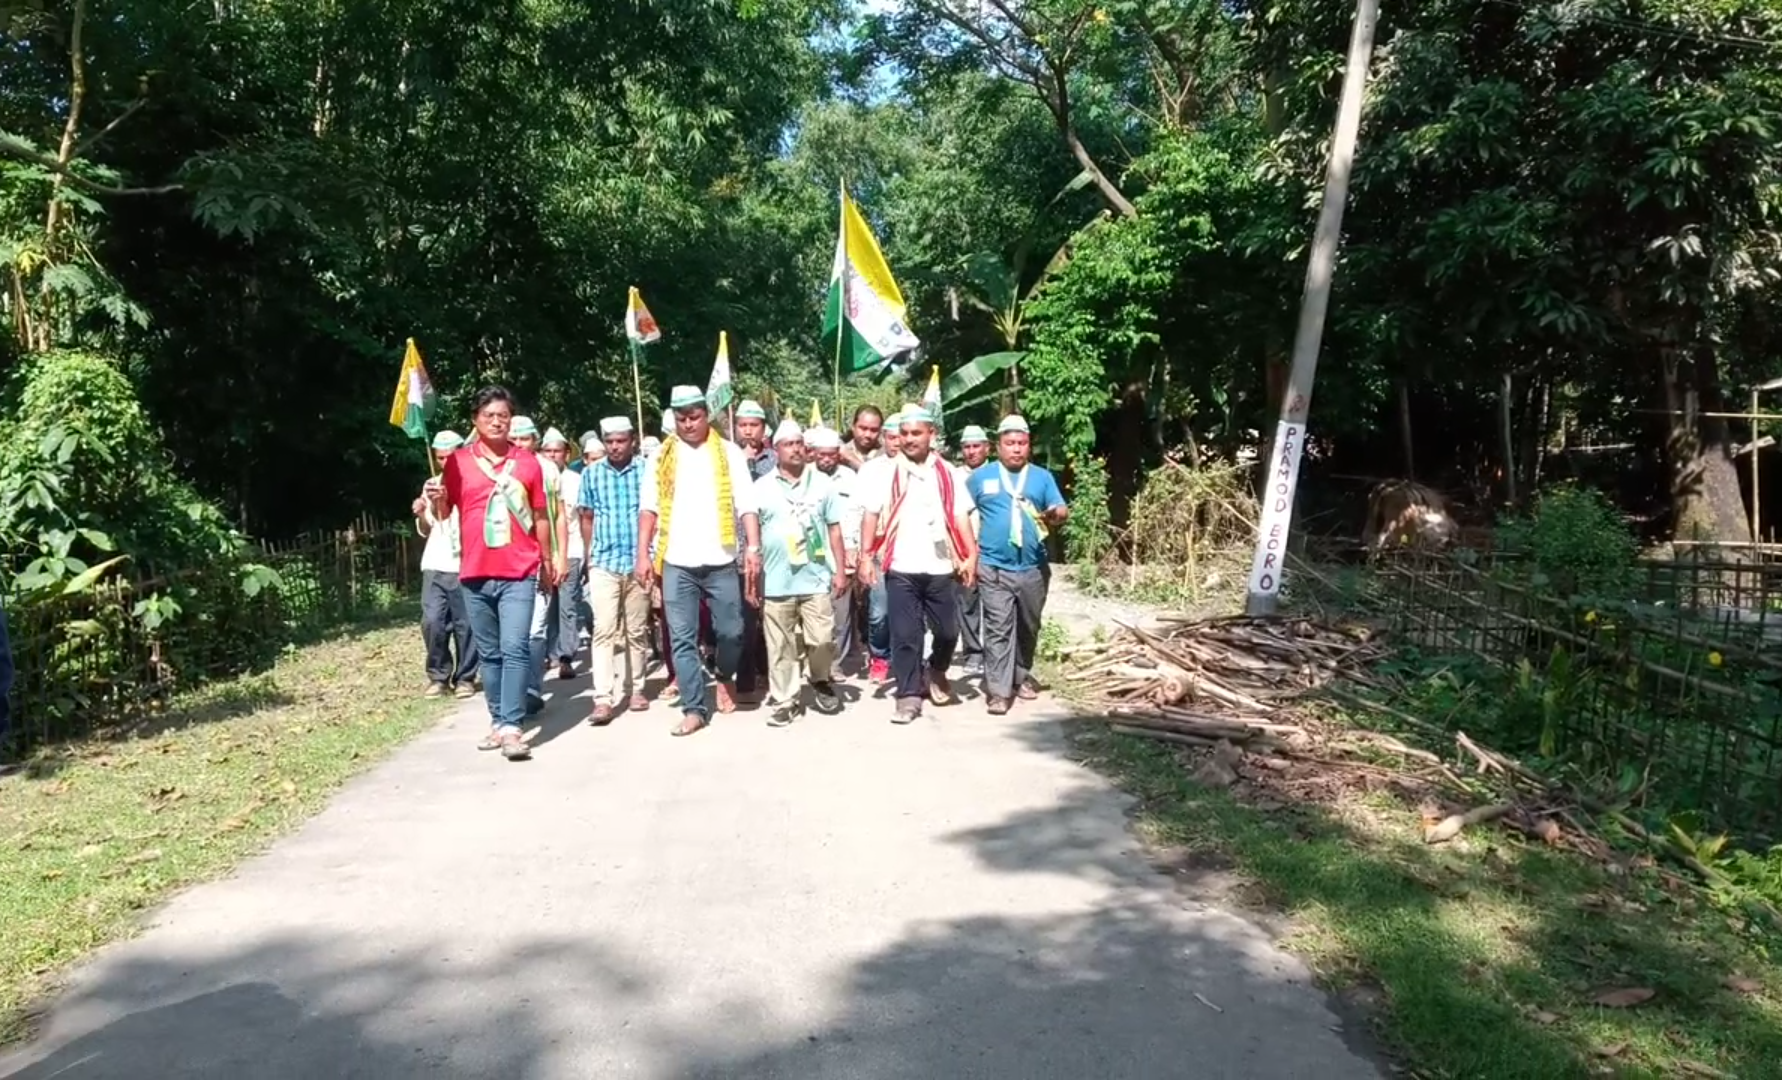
[0,614,454,1045]
[1077,725,1782,1080]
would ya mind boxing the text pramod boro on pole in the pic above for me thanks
[1246,421,1305,598]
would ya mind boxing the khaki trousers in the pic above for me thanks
[588,567,651,705]
[761,592,836,708]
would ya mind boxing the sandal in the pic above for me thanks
[589,703,614,726]
[714,681,737,714]
[628,693,651,712]
[926,670,955,708]
[477,729,504,751]
[672,712,710,737]
[500,731,531,760]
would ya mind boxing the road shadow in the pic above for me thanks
[1,933,657,1079]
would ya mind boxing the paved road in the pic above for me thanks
[2,674,1384,1080]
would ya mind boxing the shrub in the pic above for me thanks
[1063,454,1112,565]
[1495,484,1637,597]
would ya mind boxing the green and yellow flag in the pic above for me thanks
[388,338,436,440]
[822,181,920,374]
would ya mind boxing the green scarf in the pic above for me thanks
[1000,462,1047,548]
[473,451,535,549]
[778,468,828,565]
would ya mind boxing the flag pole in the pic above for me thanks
[630,338,646,438]
[832,178,848,428]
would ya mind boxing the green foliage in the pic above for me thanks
[0,350,246,583]
[730,336,913,431]
[1061,454,1112,565]
[1495,485,1639,597]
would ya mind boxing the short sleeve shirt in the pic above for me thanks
[863,453,977,577]
[558,466,586,562]
[755,468,844,597]
[639,435,761,569]
[579,457,644,575]
[967,462,1065,572]
[444,444,549,581]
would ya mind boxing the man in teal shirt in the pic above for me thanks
[965,415,1069,715]
[754,418,849,726]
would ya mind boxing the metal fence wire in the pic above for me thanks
[1372,553,1782,842]
[3,516,420,758]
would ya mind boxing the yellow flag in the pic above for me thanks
[388,338,435,440]
[810,399,823,428]
[922,365,942,414]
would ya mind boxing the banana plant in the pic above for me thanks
[945,168,1108,415]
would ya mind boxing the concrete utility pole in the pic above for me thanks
[1243,0,1381,616]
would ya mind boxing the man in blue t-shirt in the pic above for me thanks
[965,415,1069,714]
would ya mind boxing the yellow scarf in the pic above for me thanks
[654,433,736,572]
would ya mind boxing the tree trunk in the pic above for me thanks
[32,0,89,352]
[1397,377,1415,481]
[1059,122,1136,218]
[1663,347,1752,549]
[1498,371,1517,507]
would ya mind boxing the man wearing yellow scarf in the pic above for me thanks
[636,385,763,737]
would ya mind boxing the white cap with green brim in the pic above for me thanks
[510,416,538,438]
[668,386,705,410]
[959,425,988,445]
[431,430,464,451]
[900,403,935,426]
[737,400,768,420]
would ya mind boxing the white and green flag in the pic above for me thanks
[706,330,735,414]
[822,182,920,374]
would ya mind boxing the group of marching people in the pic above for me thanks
[413,381,1067,760]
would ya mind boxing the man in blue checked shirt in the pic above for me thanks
[578,415,652,724]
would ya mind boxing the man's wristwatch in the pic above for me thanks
[745,545,762,554]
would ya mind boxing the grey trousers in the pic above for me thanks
[979,564,1049,700]
[421,570,478,685]
[958,578,983,663]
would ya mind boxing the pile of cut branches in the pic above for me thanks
[1061,615,1385,751]
[1065,618,1767,896]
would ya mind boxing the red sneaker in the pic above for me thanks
[869,658,890,683]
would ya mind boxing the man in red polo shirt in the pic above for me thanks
[426,385,560,760]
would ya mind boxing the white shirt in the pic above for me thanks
[817,461,862,553]
[420,506,461,574]
[559,467,585,562]
[863,452,976,577]
[640,435,760,569]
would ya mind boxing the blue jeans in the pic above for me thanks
[462,575,537,730]
[662,563,743,719]
[867,575,890,660]
[528,590,550,702]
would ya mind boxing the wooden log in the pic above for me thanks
[1425,802,1514,844]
